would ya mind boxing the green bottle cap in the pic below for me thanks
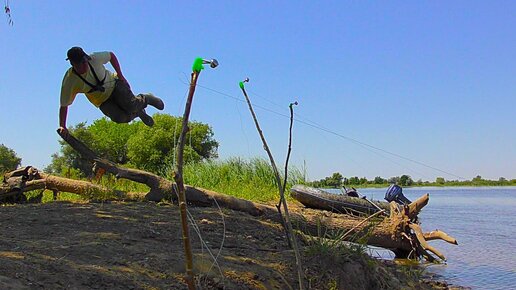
[192,57,204,72]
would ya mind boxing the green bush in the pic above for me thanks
[0,144,21,174]
[47,114,218,176]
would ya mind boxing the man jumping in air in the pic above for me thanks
[58,46,164,135]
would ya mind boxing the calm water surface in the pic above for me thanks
[345,187,516,290]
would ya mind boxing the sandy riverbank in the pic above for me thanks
[0,201,465,289]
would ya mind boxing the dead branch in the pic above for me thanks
[423,230,458,245]
[409,223,446,261]
[338,209,386,242]
[240,80,305,289]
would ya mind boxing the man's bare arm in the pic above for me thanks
[58,106,69,136]
[109,52,130,88]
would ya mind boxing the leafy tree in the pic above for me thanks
[88,118,137,163]
[399,175,413,186]
[127,114,218,173]
[326,172,343,187]
[309,172,344,188]
[472,175,483,182]
[388,176,400,184]
[48,114,219,176]
[435,177,445,184]
[0,144,21,173]
[374,176,386,184]
[348,176,360,185]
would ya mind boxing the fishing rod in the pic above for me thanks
[239,77,305,290]
[174,57,218,290]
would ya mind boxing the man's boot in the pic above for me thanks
[143,93,164,110]
[138,109,155,127]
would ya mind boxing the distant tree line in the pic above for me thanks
[308,173,516,188]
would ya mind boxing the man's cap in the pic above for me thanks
[66,46,90,63]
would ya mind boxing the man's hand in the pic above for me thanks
[57,126,69,138]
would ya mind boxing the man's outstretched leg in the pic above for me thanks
[139,93,164,110]
[137,109,155,127]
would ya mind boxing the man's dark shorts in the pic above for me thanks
[99,80,146,123]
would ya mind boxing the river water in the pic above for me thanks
[328,186,516,289]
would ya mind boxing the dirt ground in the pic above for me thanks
[0,201,459,289]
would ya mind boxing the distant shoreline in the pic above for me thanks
[320,184,516,190]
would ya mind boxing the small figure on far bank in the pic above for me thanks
[58,47,164,136]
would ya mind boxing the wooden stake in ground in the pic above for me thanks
[278,101,298,248]
[279,101,298,208]
[239,79,305,290]
[173,57,218,290]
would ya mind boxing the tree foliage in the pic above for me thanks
[435,177,445,184]
[46,114,218,176]
[0,143,21,173]
[308,172,516,188]
[309,172,344,188]
[399,175,414,186]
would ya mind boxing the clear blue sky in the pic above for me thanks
[1,1,515,181]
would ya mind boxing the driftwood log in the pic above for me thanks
[0,131,457,261]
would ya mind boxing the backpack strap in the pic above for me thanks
[72,62,107,93]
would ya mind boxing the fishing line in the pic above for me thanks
[301,119,372,177]
[246,89,377,171]
[291,111,431,180]
[244,95,432,179]
[184,81,463,180]
[234,96,252,158]
[191,82,447,179]
[247,88,287,112]
[291,116,458,179]
[179,72,252,159]
[241,88,422,177]
[185,209,224,280]
[171,73,193,166]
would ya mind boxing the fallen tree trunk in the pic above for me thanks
[1,166,268,216]
[1,165,456,260]
[54,130,267,216]
[289,197,458,261]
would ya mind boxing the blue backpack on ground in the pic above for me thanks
[384,184,412,205]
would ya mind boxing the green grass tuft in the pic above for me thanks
[183,157,305,202]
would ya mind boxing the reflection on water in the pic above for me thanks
[349,187,516,290]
